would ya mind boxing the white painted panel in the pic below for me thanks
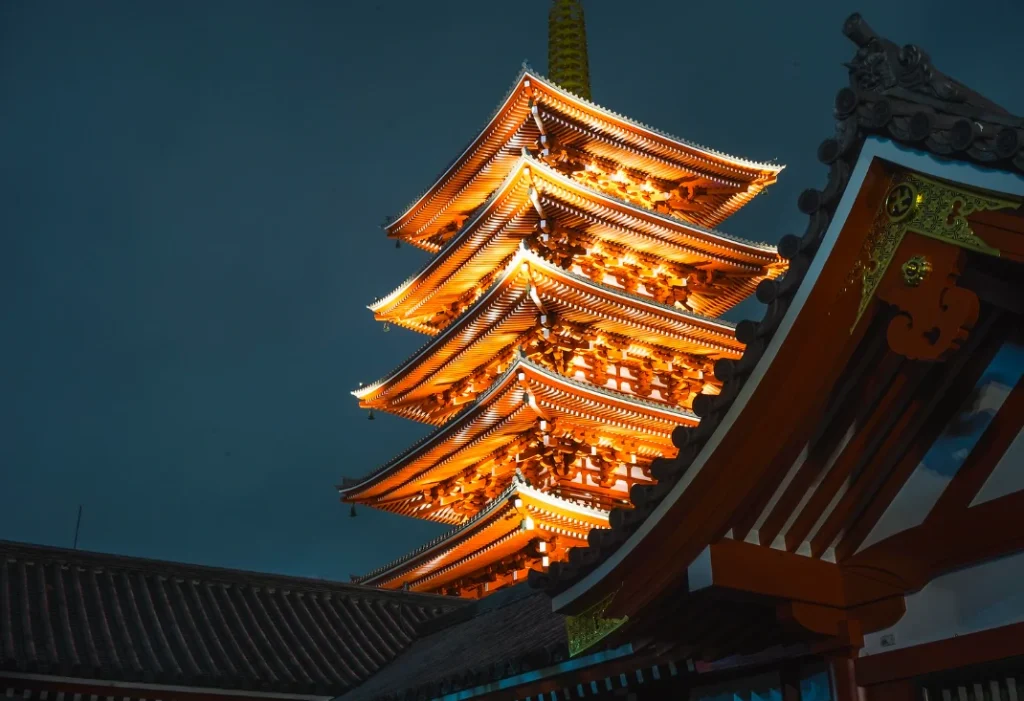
[861,550,1024,656]
[971,428,1024,507]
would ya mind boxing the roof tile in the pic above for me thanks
[0,540,464,696]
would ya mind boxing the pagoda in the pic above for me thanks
[339,0,786,599]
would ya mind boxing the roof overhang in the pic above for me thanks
[356,475,609,591]
[371,155,782,326]
[387,69,783,243]
[549,137,1024,619]
[356,245,742,417]
[341,354,695,506]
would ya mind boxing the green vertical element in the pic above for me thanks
[548,0,592,101]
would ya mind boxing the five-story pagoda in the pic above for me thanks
[339,0,786,599]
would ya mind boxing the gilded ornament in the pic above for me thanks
[900,256,931,287]
[852,171,1019,331]
[884,181,918,222]
[565,591,628,657]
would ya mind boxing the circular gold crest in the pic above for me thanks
[885,182,918,222]
[901,255,931,287]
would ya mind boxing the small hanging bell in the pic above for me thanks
[395,240,401,249]
[367,409,375,421]
[383,322,390,333]
[350,504,357,518]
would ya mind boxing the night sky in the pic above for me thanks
[2,1,1022,581]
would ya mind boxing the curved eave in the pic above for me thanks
[388,69,783,241]
[355,245,741,411]
[339,355,695,504]
[357,477,609,589]
[371,155,782,324]
[547,138,1024,617]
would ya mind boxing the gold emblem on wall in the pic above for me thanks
[900,256,931,287]
[852,171,1019,331]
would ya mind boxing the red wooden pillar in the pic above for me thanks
[830,655,861,701]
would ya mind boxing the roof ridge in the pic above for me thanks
[0,539,459,602]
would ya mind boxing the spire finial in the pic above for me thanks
[548,0,592,100]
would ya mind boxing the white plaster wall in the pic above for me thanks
[861,550,1024,656]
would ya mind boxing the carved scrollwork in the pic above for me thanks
[852,171,1017,332]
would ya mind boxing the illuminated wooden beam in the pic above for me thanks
[356,246,738,424]
[371,156,783,328]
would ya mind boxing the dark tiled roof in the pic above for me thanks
[0,540,464,697]
[531,12,1024,595]
[339,586,571,701]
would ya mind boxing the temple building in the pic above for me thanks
[338,0,786,599]
[339,11,1024,701]
[3,6,1022,701]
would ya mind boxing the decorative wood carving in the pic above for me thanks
[877,234,979,361]
[565,591,628,658]
[852,171,1018,334]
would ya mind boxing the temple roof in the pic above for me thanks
[387,69,783,249]
[372,155,784,328]
[336,587,570,701]
[0,540,463,697]
[531,11,1024,605]
[355,474,608,592]
[340,355,692,514]
[356,245,741,423]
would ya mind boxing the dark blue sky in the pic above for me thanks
[2,0,1022,581]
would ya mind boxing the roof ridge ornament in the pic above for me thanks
[548,0,592,101]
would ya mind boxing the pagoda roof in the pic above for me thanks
[531,12,1024,646]
[387,68,783,248]
[0,540,463,699]
[356,245,741,423]
[372,155,784,328]
[354,474,608,592]
[340,355,693,513]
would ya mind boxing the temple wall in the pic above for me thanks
[861,550,1024,656]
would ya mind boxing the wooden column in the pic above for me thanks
[830,655,861,701]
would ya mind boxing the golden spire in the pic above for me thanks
[548,0,592,100]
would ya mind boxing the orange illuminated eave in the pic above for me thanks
[356,246,740,423]
[355,474,608,592]
[371,156,786,325]
[387,69,783,247]
[340,355,691,515]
